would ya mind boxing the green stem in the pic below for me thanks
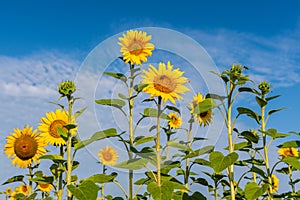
[156,96,162,187]
[261,95,273,199]
[57,146,64,200]
[214,180,218,200]
[128,64,135,200]
[66,96,73,200]
[28,164,33,195]
[102,165,106,199]
[288,164,295,195]
[227,82,235,200]
[185,117,193,189]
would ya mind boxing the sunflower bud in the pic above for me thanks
[58,80,76,97]
[230,63,242,80]
[258,81,271,95]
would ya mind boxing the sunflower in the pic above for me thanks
[141,61,190,104]
[38,183,53,193]
[98,146,118,166]
[118,30,154,66]
[5,187,12,196]
[271,174,279,192]
[190,93,213,126]
[168,112,182,129]
[38,109,77,146]
[4,126,46,168]
[278,147,299,157]
[18,184,30,195]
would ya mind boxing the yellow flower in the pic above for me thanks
[38,109,77,146]
[118,30,154,65]
[98,146,118,166]
[18,184,30,195]
[278,147,299,157]
[271,174,279,192]
[10,191,17,199]
[190,93,213,126]
[38,183,53,193]
[168,112,182,129]
[4,126,46,168]
[141,61,190,104]
[6,187,12,196]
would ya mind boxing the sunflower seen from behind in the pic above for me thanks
[141,61,190,105]
[98,146,118,166]
[118,30,154,66]
[38,109,77,146]
[168,112,182,129]
[4,125,46,168]
[190,93,213,127]
[278,147,299,158]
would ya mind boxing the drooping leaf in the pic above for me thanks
[165,105,181,114]
[206,93,227,101]
[238,87,260,94]
[67,180,100,200]
[30,176,54,184]
[237,107,260,124]
[2,175,24,185]
[95,99,125,108]
[255,96,267,107]
[240,131,259,144]
[103,72,127,82]
[114,158,148,170]
[209,151,239,173]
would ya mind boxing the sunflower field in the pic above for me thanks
[1,29,300,200]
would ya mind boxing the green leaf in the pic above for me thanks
[2,175,24,185]
[103,72,127,82]
[268,108,285,116]
[193,98,217,114]
[134,83,148,93]
[209,151,239,173]
[118,93,128,100]
[237,107,260,124]
[206,93,226,101]
[240,131,259,144]
[27,193,38,200]
[86,173,117,184]
[74,107,87,119]
[165,105,181,114]
[256,96,267,107]
[282,157,300,170]
[143,108,169,119]
[251,166,267,178]
[266,94,281,101]
[57,126,68,139]
[185,145,214,159]
[276,167,290,174]
[238,87,260,94]
[95,99,125,108]
[147,181,174,200]
[114,158,148,170]
[64,124,77,131]
[193,158,210,166]
[182,192,206,200]
[39,154,65,162]
[167,141,189,151]
[244,182,268,200]
[278,140,300,148]
[262,128,289,139]
[75,128,118,150]
[67,180,100,200]
[224,142,251,151]
[134,136,155,146]
[31,176,54,184]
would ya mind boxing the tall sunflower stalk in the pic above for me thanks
[118,30,154,200]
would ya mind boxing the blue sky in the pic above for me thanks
[1,0,300,198]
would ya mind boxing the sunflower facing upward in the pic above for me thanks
[98,146,118,166]
[38,109,77,146]
[4,125,46,168]
[141,61,190,105]
[118,30,154,66]
[190,93,213,127]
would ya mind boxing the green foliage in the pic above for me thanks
[67,180,100,200]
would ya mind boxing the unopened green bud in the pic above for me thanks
[58,80,76,97]
[230,64,242,77]
[258,81,271,95]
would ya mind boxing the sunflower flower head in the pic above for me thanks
[58,80,76,98]
[38,183,53,193]
[4,125,46,168]
[18,184,31,195]
[5,187,12,196]
[141,61,190,105]
[38,109,77,146]
[190,93,213,127]
[258,81,271,95]
[98,146,118,166]
[271,174,279,192]
[118,30,154,66]
[278,147,299,158]
[168,112,182,129]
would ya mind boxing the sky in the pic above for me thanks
[0,0,300,198]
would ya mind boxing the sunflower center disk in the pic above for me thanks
[39,183,50,189]
[154,75,176,94]
[200,111,208,117]
[129,42,143,55]
[103,151,113,161]
[49,120,67,138]
[14,135,38,160]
